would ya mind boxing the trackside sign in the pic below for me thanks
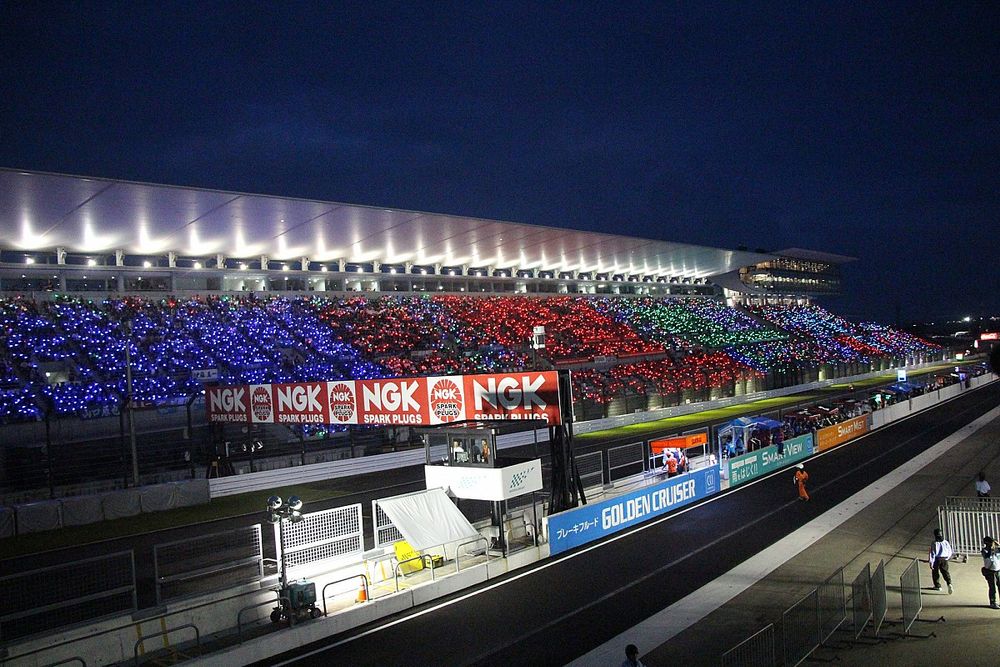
[545,466,719,555]
[206,371,562,425]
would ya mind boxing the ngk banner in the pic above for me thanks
[206,371,562,425]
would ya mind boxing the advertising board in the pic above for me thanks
[816,415,870,452]
[546,466,719,555]
[424,458,543,501]
[206,371,562,426]
[727,434,814,487]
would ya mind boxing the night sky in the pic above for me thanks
[1,2,997,323]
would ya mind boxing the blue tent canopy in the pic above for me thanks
[725,416,783,430]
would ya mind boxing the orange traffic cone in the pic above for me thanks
[356,582,368,603]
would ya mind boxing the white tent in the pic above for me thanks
[377,488,479,551]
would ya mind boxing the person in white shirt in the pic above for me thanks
[928,529,954,593]
[976,471,991,498]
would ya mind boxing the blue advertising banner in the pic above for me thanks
[547,466,720,555]
[727,434,814,487]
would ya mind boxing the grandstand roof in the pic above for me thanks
[773,248,857,264]
[0,169,773,278]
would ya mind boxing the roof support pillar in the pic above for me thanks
[300,256,309,271]
[167,252,177,268]
[337,259,346,273]
[260,255,269,271]
[216,254,226,269]
[56,247,66,265]
[115,249,125,267]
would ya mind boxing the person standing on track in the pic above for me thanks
[981,536,1000,609]
[929,529,954,593]
[793,463,810,501]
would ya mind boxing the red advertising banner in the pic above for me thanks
[206,371,563,426]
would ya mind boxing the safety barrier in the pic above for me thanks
[938,496,1000,557]
[133,622,199,666]
[154,525,263,604]
[279,504,364,579]
[899,558,922,634]
[321,574,369,616]
[0,550,136,644]
[607,441,645,482]
[871,559,887,637]
[781,589,820,667]
[817,567,847,643]
[237,591,281,643]
[575,450,604,490]
[851,563,872,639]
[720,623,775,667]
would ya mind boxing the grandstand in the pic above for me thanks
[0,169,943,497]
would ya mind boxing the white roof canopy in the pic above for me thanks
[0,169,773,279]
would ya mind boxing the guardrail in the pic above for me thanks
[720,623,774,667]
[456,536,491,572]
[236,590,281,643]
[321,574,370,616]
[394,554,437,592]
[133,623,200,666]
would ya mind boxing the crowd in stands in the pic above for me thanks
[0,294,940,423]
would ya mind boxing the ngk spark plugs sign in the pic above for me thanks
[206,371,562,425]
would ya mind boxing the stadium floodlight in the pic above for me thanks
[287,496,302,511]
[267,495,283,510]
[193,261,202,269]
[87,258,97,266]
[25,256,34,264]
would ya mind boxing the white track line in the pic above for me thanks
[566,402,1000,666]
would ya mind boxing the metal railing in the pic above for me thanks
[321,574,370,616]
[608,441,645,482]
[0,550,136,644]
[720,623,775,667]
[575,450,604,489]
[236,590,282,643]
[133,623,199,666]
[394,554,436,592]
[871,559,887,637]
[781,589,820,667]
[851,563,872,640]
[154,525,262,605]
[899,558,922,635]
[456,536,491,572]
[938,496,1000,557]
[817,566,846,644]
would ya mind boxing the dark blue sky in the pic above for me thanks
[1,2,997,323]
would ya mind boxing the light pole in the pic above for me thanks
[123,319,140,487]
[266,495,318,623]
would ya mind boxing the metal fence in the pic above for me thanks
[938,496,1000,557]
[817,566,846,643]
[278,504,364,576]
[851,563,872,640]
[154,525,263,604]
[781,589,820,667]
[899,558,922,634]
[374,499,404,549]
[871,559,887,637]
[575,450,604,490]
[0,550,136,643]
[608,441,645,482]
[720,623,775,667]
